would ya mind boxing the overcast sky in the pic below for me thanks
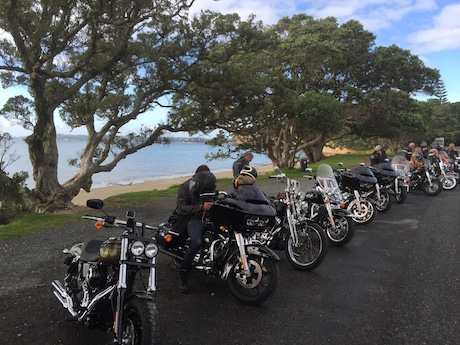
[1,0,459,137]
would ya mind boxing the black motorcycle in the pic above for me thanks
[409,161,443,196]
[263,177,328,270]
[52,199,161,344]
[156,187,280,306]
[303,164,356,247]
[334,164,378,225]
[369,162,398,212]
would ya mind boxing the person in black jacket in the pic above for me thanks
[232,152,253,178]
[172,165,215,293]
[370,145,385,165]
[402,142,415,161]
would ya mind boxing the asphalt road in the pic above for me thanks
[0,178,459,345]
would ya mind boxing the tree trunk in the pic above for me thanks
[26,79,67,212]
[304,140,326,163]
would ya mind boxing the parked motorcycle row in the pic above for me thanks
[51,151,459,344]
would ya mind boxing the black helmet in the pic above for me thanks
[190,171,216,199]
[240,165,258,179]
[421,141,427,147]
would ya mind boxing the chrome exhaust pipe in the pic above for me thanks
[52,280,77,317]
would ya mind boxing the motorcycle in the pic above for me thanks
[52,199,161,344]
[155,187,280,306]
[369,161,398,212]
[430,150,457,190]
[408,159,443,196]
[261,177,327,270]
[391,155,410,204]
[303,164,356,247]
[334,164,378,225]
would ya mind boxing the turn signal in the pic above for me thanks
[165,234,172,242]
[220,226,227,232]
[95,221,103,230]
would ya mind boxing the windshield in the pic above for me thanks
[391,155,410,174]
[316,164,339,192]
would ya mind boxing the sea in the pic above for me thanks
[6,137,272,189]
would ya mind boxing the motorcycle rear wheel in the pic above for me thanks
[422,179,442,196]
[347,198,376,225]
[327,215,355,247]
[285,221,327,270]
[227,255,278,306]
[122,297,161,345]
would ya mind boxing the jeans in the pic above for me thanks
[179,217,205,271]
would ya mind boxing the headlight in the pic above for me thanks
[246,216,270,227]
[130,241,145,256]
[144,243,159,258]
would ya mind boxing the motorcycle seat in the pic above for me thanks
[80,239,105,262]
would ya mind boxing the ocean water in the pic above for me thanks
[6,137,272,189]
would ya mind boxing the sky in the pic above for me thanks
[1,0,459,137]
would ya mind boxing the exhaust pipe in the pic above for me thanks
[52,280,78,317]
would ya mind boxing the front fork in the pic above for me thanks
[235,232,251,275]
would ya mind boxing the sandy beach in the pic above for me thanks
[72,164,275,206]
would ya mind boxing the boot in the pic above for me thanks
[178,269,190,293]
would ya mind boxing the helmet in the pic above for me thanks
[190,171,216,199]
[429,149,438,157]
[413,152,423,161]
[240,165,258,179]
[421,141,427,147]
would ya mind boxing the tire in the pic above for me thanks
[326,215,355,247]
[394,186,407,204]
[227,254,278,306]
[347,197,376,225]
[122,297,161,345]
[374,190,392,213]
[421,179,443,196]
[284,221,327,271]
[442,175,457,190]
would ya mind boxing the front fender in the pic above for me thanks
[221,244,280,280]
[332,208,355,218]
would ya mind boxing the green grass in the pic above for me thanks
[0,152,370,241]
[0,212,85,241]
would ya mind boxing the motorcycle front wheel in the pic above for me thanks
[122,297,161,345]
[347,197,376,225]
[375,190,392,213]
[285,221,327,271]
[442,175,457,190]
[422,179,443,196]
[394,186,408,204]
[227,255,278,306]
[327,215,355,247]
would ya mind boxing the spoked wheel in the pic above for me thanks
[227,254,278,306]
[375,190,392,213]
[394,186,408,204]
[285,221,327,271]
[326,215,355,247]
[347,198,376,225]
[422,179,443,196]
[122,297,161,345]
[442,175,457,190]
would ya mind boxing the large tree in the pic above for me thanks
[0,0,199,211]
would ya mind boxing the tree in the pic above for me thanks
[0,0,198,211]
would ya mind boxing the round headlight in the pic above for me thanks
[144,243,159,258]
[130,241,145,256]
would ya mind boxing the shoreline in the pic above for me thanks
[72,164,274,206]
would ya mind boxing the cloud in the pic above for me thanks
[408,4,460,54]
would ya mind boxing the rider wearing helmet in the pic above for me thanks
[234,165,258,188]
[171,165,216,293]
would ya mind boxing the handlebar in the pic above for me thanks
[82,215,159,232]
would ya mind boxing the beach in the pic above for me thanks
[72,164,274,206]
